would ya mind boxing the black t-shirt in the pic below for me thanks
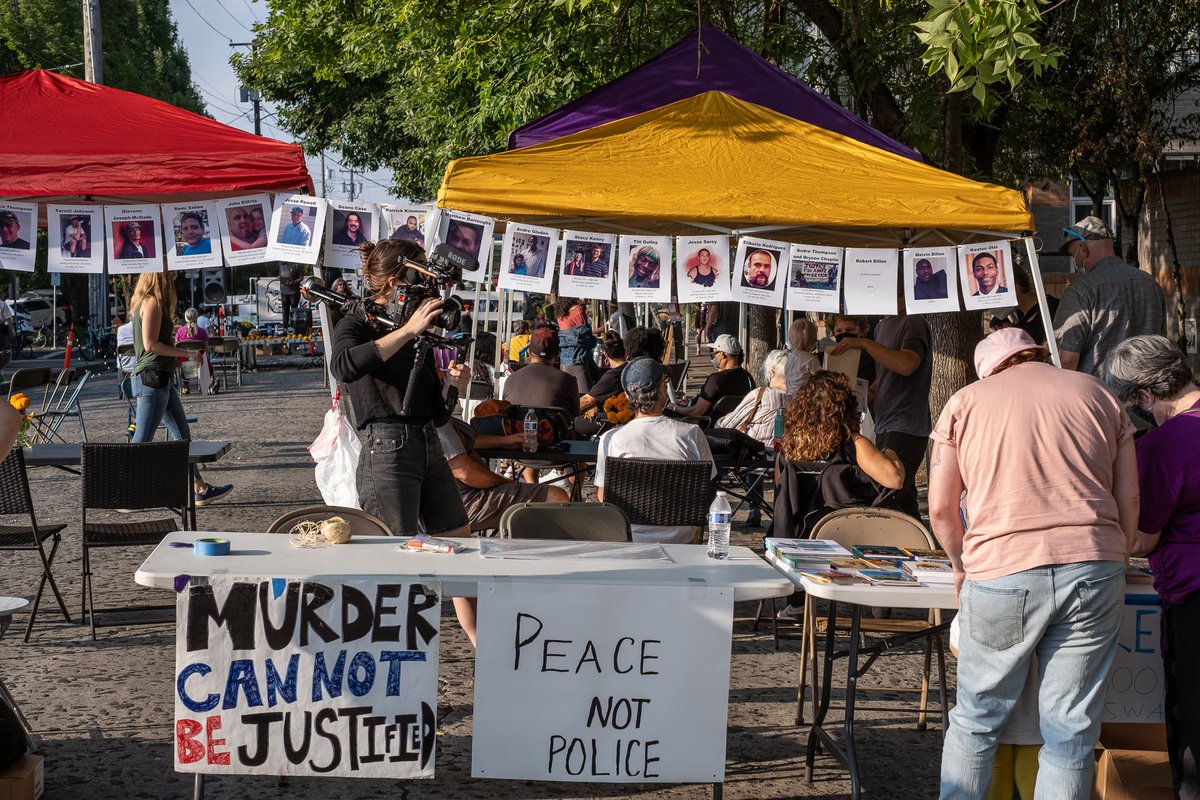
[586,367,623,404]
[329,313,449,428]
[698,367,755,407]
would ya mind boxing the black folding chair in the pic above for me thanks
[603,457,715,541]
[0,448,71,641]
[81,441,189,639]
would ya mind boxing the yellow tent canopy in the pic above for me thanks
[438,91,1033,247]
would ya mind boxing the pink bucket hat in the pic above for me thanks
[974,328,1040,379]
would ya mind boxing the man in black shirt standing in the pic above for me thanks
[669,334,755,421]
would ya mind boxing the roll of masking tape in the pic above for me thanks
[194,538,231,556]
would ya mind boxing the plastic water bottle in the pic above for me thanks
[707,491,732,560]
[523,409,538,453]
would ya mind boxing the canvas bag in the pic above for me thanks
[308,389,361,507]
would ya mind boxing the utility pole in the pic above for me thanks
[83,0,106,334]
[320,153,326,197]
[231,43,261,135]
[338,169,359,201]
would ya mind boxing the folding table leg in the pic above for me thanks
[193,774,204,800]
[843,604,863,800]
[805,599,838,783]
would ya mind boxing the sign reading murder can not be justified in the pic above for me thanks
[174,576,440,779]
[472,582,734,783]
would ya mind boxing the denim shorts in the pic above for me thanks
[356,421,468,536]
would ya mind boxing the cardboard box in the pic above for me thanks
[1094,723,1172,799]
[0,754,43,800]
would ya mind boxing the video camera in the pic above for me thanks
[300,243,476,334]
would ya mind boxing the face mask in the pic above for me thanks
[834,331,856,343]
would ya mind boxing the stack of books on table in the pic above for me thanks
[766,538,956,587]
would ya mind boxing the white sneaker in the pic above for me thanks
[776,603,805,621]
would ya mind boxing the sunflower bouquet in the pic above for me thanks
[8,392,33,448]
[603,392,634,425]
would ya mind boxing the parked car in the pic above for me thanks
[11,295,69,329]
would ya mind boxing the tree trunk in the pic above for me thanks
[1114,179,1146,266]
[923,310,983,485]
[747,305,777,380]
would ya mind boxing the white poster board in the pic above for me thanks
[785,244,843,314]
[105,204,164,274]
[497,222,558,294]
[730,236,787,309]
[616,235,672,303]
[163,200,222,271]
[0,200,38,272]
[903,246,960,314]
[323,201,378,269]
[174,576,441,778]
[428,208,494,283]
[1102,588,1165,724]
[843,248,898,316]
[675,236,731,304]
[266,195,328,265]
[959,240,1015,311]
[558,231,617,301]
[47,204,105,274]
[472,582,734,783]
[216,194,272,267]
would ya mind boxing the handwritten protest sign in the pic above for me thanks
[472,582,734,783]
[174,576,440,778]
[1102,588,1164,724]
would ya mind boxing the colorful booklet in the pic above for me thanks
[851,545,908,560]
[826,557,877,571]
[905,560,957,583]
[900,546,949,560]
[857,568,920,586]
[797,569,872,585]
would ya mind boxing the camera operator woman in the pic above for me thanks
[324,239,478,644]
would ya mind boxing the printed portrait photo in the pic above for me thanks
[508,232,550,278]
[444,218,485,260]
[0,208,32,251]
[225,204,267,251]
[389,210,426,246]
[111,219,156,259]
[331,209,373,248]
[563,239,611,279]
[966,249,1008,297]
[685,246,721,287]
[275,204,318,248]
[913,255,949,300]
[173,210,212,257]
[740,247,780,291]
[628,244,662,289]
[60,214,93,258]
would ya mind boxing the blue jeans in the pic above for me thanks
[941,560,1125,800]
[356,422,468,536]
[131,374,200,484]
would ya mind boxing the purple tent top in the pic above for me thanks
[506,25,922,161]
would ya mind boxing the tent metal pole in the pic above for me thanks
[1024,237,1061,367]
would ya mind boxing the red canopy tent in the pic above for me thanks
[0,69,312,203]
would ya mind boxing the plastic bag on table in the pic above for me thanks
[308,390,361,508]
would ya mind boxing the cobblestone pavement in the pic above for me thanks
[0,359,951,799]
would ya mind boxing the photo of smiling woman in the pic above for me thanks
[227,205,267,251]
[628,245,661,289]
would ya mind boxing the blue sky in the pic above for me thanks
[167,0,401,205]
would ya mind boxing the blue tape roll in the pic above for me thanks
[194,538,230,556]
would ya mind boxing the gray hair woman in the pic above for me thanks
[1105,335,1200,800]
[716,349,788,448]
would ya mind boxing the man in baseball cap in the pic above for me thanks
[501,324,579,418]
[118,220,149,258]
[279,204,312,247]
[669,333,754,420]
[0,210,30,249]
[1053,215,1165,375]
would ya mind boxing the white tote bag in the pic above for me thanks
[308,390,361,508]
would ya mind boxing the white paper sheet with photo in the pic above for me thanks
[730,236,788,309]
[675,236,731,303]
[479,539,673,562]
[216,194,272,267]
[47,204,105,274]
[323,200,378,269]
[0,200,38,272]
[428,208,495,283]
[105,204,165,275]
[903,246,960,314]
[843,248,899,316]
[382,204,430,248]
[558,231,617,300]
[497,223,558,294]
[616,235,672,303]
[265,194,327,265]
[162,200,222,272]
[785,244,843,313]
[959,240,1016,311]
